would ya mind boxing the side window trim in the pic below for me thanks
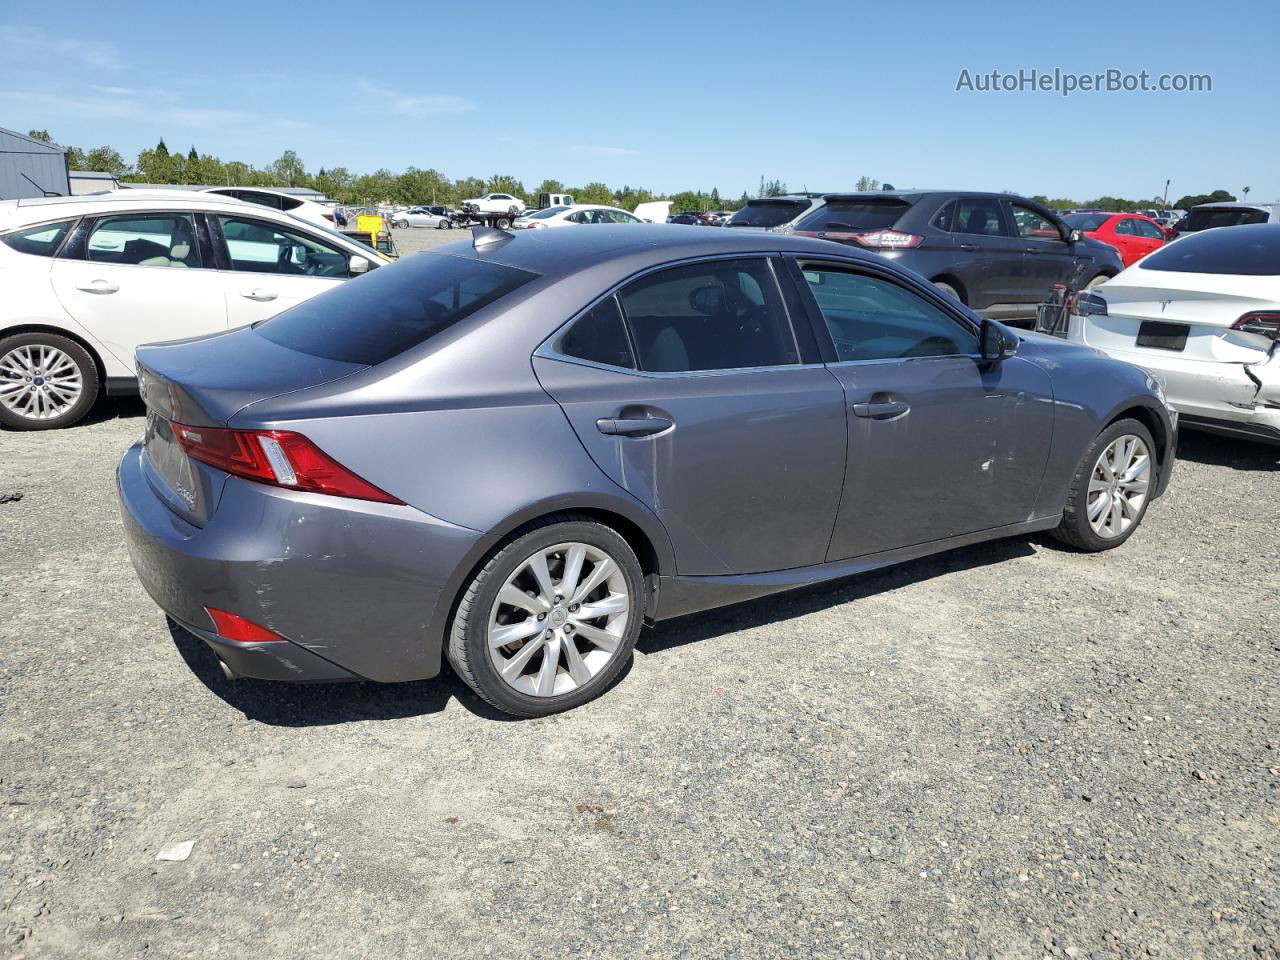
[536,254,814,376]
[787,256,982,366]
[82,211,205,270]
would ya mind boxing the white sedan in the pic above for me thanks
[0,191,387,430]
[512,205,648,229]
[1068,223,1280,444]
[392,207,456,229]
[461,193,526,216]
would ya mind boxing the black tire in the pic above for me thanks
[932,280,962,302]
[447,514,645,718]
[1050,418,1156,552]
[435,219,446,229]
[494,216,512,230]
[0,332,99,431]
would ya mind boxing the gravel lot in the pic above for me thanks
[1,238,1278,959]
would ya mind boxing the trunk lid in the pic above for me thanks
[135,327,366,526]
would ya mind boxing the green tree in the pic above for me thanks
[27,129,54,143]
[572,181,614,205]
[80,146,130,177]
[532,179,566,200]
[854,176,880,192]
[156,138,169,157]
[271,150,307,187]
[1173,189,1235,209]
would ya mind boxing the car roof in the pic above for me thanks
[431,223,883,278]
[1193,201,1280,211]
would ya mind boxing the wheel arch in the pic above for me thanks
[1104,401,1170,472]
[930,274,967,303]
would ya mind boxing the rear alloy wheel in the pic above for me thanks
[1052,418,1155,551]
[0,333,99,431]
[448,517,644,716]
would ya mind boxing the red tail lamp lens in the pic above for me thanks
[205,608,288,645]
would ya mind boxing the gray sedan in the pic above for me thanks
[118,225,1176,716]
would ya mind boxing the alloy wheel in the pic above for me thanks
[1087,434,1150,539]
[487,541,630,697]
[0,344,84,422]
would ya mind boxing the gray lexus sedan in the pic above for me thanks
[118,225,1176,717]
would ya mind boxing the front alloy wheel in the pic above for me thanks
[1086,434,1150,539]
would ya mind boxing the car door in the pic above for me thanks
[949,197,1025,309]
[1008,201,1076,300]
[48,211,228,372]
[785,258,1053,561]
[1129,217,1167,262]
[212,213,357,328]
[532,256,847,576]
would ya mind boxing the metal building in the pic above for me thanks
[0,128,70,199]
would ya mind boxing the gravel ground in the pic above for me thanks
[1,267,1278,958]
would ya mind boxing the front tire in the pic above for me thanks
[1051,418,1156,551]
[0,332,99,431]
[447,516,645,717]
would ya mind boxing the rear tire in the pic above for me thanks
[1084,273,1110,290]
[932,280,962,302]
[1051,418,1156,552]
[447,515,645,717]
[394,219,409,229]
[0,332,99,431]
[495,216,512,229]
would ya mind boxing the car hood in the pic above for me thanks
[1016,329,1112,366]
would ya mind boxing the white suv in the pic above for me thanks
[0,192,386,430]
[201,187,337,229]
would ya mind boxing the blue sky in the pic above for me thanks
[1,0,1276,202]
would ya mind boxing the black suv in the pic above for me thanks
[794,191,1123,324]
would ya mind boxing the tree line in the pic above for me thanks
[29,131,1241,214]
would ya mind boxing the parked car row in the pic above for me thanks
[113,223,1176,715]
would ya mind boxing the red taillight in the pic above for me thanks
[848,229,923,249]
[1232,312,1280,341]
[206,607,288,644]
[171,422,403,504]
[322,212,335,222]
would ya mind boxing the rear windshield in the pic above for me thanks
[1181,207,1268,231]
[727,200,808,228]
[797,199,910,232]
[526,206,569,219]
[1139,225,1280,276]
[1063,212,1112,231]
[255,253,537,364]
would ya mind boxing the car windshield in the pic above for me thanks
[1063,213,1112,231]
[1181,207,1269,231]
[526,206,569,219]
[255,254,538,364]
[1139,224,1280,276]
[797,199,910,231]
[727,200,808,228]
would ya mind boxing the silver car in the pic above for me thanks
[119,225,1175,717]
[393,206,456,229]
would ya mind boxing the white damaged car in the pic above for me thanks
[1069,223,1280,445]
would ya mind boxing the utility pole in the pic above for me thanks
[1162,179,1170,207]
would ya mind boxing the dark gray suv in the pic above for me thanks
[119,225,1173,717]
[794,191,1123,324]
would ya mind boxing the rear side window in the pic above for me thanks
[1183,207,1268,231]
[797,199,909,232]
[953,199,1009,237]
[727,201,807,228]
[1139,225,1280,276]
[617,258,798,372]
[87,214,202,268]
[1,219,74,257]
[256,253,537,364]
[557,296,634,369]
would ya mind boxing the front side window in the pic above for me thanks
[1,219,74,257]
[617,259,798,372]
[1010,204,1062,240]
[255,252,537,364]
[1132,219,1165,239]
[87,214,202,268]
[217,215,350,278]
[1114,218,1137,235]
[953,199,1009,237]
[801,267,977,362]
[557,296,634,368]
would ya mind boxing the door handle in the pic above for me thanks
[241,289,278,302]
[959,243,979,251]
[1024,247,1041,254]
[596,416,673,437]
[75,280,119,294]
[852,400,909,420]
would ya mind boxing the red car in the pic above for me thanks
[1062,212,1171,268]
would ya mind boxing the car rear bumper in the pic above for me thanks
[117,443,482,683]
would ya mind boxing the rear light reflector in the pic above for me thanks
[1232,312,1280,340]
[205,608,288,645]
[322,213,335,222]
[171,421,403,504]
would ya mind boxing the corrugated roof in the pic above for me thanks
[0,127,67,153]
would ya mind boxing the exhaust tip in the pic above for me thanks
[218,658,240,682]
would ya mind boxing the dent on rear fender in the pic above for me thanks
[1246,344,1280,403]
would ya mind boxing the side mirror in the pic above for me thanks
[349,256,372,276]
[980,318,1018,365]
[1068,228,1083,243]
